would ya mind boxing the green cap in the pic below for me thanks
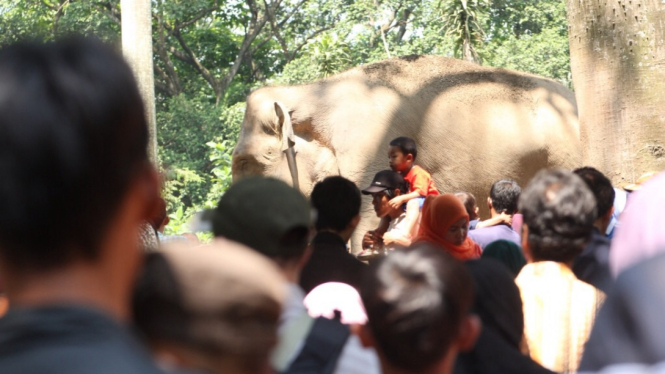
[211,176,312,257]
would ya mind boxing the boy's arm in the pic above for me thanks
[388,191,421,209]
[384,202,420,247]
[476,212,513,229]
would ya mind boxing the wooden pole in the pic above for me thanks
[121,0,158,164]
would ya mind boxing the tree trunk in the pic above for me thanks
[566,0,665,184]
[462,39,474,62]
[121,0,158,164]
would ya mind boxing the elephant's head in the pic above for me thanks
[233,87,340,194]
[232,90,299,186]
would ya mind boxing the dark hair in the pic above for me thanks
[360,243,474,372]
[389,136,418,160]
[0,38,149,270]
[465,259,524,348]
[518,169,597,263]
[386,176,409,199]
[311,176,361,231]
[574,167,615,219]
[276,227,310,263]
[489,179,522,215]
[455,191,478,220]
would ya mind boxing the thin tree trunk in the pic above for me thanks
[462,39,473,62]
[566,0,665,184]
[121,0,158,164]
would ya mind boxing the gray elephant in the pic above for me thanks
[232,55,580,253]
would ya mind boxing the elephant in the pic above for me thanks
[232,55,580,253]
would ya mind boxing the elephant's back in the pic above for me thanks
[320,55,580,220]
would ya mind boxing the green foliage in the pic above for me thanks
[439,0,491,62]
[158,95,223,208]
[277,33,354,84]
[0,0,120,46]
[482,0,572,88]
[161,136,235,235]
[204,139,235,208]
[159,98,243,233]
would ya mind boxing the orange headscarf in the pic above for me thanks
[414,194,481,260]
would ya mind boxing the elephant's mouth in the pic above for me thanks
[232,155,268,181]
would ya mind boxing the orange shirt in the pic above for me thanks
[404,165,439,197]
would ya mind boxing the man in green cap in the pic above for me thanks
[209,176,380,374]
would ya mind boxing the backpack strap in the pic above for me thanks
[282,313,351,374]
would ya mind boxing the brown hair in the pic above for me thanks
[455,192,478,220]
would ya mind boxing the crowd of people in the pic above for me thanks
[2,37,665,374]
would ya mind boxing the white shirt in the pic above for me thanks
[271,283,381,374]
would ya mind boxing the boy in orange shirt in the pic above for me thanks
[362,137,438,251]
[387,136,439,210]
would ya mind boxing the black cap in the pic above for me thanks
[361,170,405,195]
[206,177,312,257]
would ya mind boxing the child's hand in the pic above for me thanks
[499,211,513,226]
[388,196,404,209]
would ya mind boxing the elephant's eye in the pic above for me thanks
[262,124,277,136]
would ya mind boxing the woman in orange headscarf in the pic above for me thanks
[414,194,481,260]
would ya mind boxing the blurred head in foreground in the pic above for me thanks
[133,239,285,374]
[0,37,159,318]
[358,243,480,374]
[208,176,312,282]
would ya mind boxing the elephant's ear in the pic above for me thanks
[274,101,295,152]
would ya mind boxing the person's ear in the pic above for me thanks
[298,246,313,268]
[140,166,161,220]
[394,188,401,197]
[487,197,493,211]
[457,314,482,352]
[352,324,376,349]
[474,206,480,216]
[602,206,615,224]
[348,215,361,231]
[521,224,532,262]
[406,153,414,163]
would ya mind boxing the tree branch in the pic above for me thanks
[217,0,268,104]
[52,0,72,37]
[169,1,220,35]
[250,35,274,55]
[394,7,413,43]
[173,29,221,98]
[154,11,182,96]
[154,65,178,96]
[289,25,334,60]
[169,46,196,65]
[154,79,174,96]
[277,0,307,28]
[264,0,289,57]
[93,1,121,26]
